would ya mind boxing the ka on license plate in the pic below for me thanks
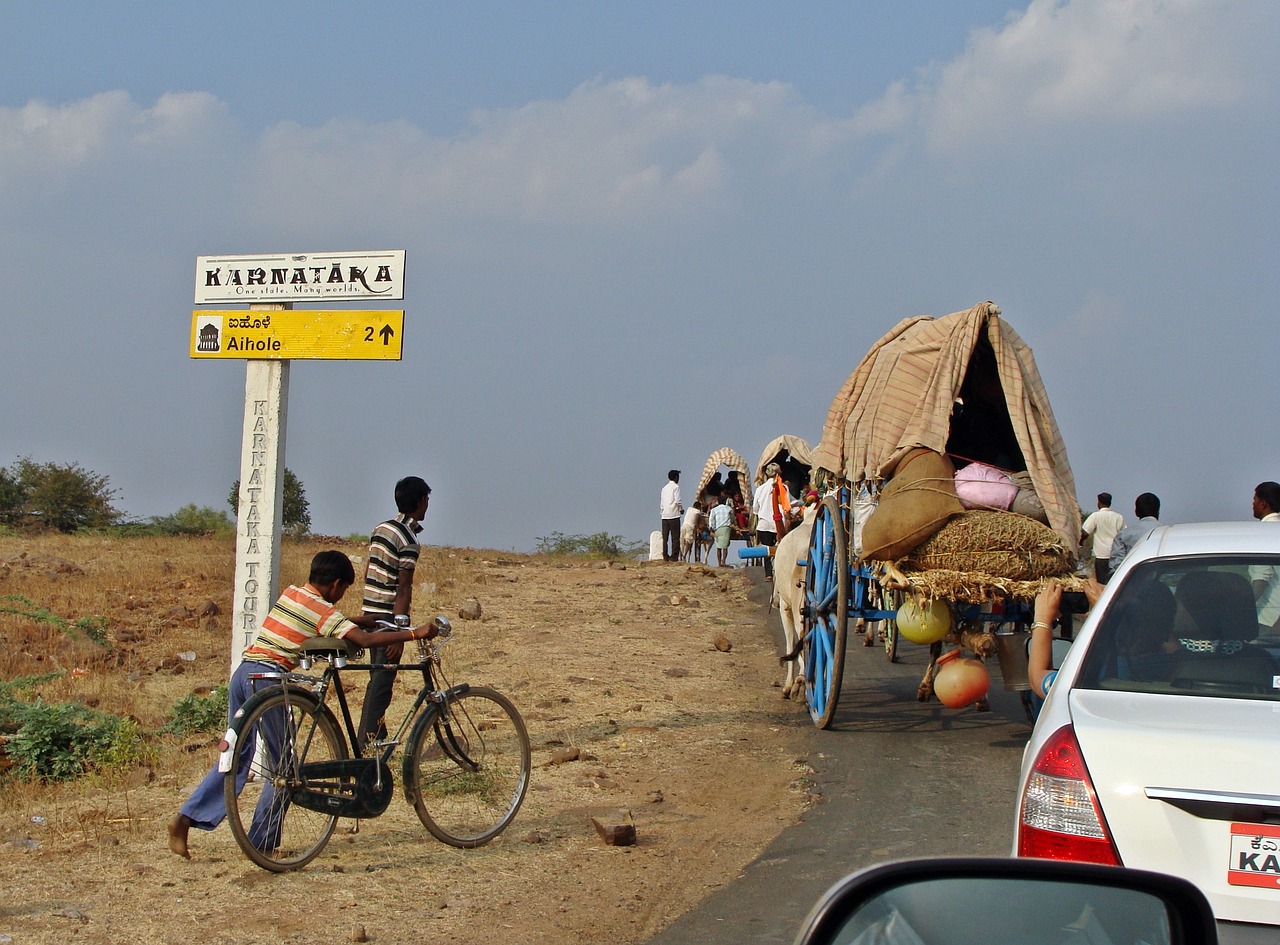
[1229,822,1280,889]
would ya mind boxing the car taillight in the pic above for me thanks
[1017,723,1121,866]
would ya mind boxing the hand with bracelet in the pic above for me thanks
[1029,578,1103,698]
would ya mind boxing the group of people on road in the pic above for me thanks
[168,475,438,860]
[1079,490,1165,584]
[661,464,811,575]
[659,469,754,567]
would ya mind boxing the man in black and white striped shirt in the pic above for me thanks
[357,476,431,750]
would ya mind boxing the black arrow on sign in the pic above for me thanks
[379,324,395,345]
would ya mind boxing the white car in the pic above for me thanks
[1015,522,1280,943]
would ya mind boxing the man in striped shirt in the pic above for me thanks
[168,550,441,859]
[357,476,431,750]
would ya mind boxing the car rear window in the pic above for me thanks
[1075,556,1280,701]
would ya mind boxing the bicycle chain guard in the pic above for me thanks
[291,758,394,819]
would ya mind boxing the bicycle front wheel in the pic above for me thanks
[224,689,347,872]
[404,686,531,848]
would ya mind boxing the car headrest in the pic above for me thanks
[1173,570,1256,643]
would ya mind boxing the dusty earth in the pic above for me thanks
[0,535,811,945]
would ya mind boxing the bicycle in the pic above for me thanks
[217,617,531,872]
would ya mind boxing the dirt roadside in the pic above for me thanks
[0,539,812,945]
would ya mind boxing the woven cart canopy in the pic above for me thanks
[754,435,813,485]
[696,447,752,508]
[810,301,1080,553]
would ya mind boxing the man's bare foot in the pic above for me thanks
[167,814,192,859]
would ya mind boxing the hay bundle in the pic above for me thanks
[884,567,1087,605]
[901,510,1072,582]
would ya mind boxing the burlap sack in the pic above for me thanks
[861,448,964,561]
[1007,470,1049,524]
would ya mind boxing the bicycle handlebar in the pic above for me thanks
[372,615,455,653]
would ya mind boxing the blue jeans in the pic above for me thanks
[180,659,290,850]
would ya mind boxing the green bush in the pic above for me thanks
[150,504,235,536]
[3,699,145,781]
[534,531,645,559]
[0,675,153,781]
[0,457,120,532]
[161,685,229,737]
[229,467,311,535]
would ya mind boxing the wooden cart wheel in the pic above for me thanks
[802,494,849,729]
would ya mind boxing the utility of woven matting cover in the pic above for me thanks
[902,510,1074,583]
[809,301,1079,555]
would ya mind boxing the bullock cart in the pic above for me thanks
[797,302,1082,728]
[695,447,755,545]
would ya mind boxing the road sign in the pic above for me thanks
[190,310,404,360]
[194,250,406,303]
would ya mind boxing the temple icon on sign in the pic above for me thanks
[197,318,221,352]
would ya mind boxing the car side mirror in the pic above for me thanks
[793,857,1217,945]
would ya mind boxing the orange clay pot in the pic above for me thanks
[933,649,991,708]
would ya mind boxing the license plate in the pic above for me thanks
[1229,822,1280,889]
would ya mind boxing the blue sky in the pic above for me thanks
[2,1,1277,551]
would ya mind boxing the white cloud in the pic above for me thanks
[0,91,230,183]
[243,76,850,230]
[855,0,1276,152]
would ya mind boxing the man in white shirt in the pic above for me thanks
[1080,492,1125,583]
[659,469,682,562]
[1249,481,1280,631]
[707,495,733,567]
[752,462,788,579]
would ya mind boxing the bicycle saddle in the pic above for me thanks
[299,636,359,659]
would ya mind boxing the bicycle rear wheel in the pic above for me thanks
[224,689,346,872]
[404,686,531,848]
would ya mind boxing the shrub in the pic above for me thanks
[534,531,645,559]
[0,675,151,781]
[229,467,311,535]
[161,686,229,737]
[0,457,120,532]
[2,698,142,781]
[150,504,235,536]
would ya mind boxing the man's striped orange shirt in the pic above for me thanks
[242,584,357,670]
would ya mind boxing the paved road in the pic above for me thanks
[648,570,1034,945]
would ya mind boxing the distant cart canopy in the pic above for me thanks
[810,301,1079,553]
[696,447,752,508]
[754,435,813,486]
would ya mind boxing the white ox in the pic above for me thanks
[771,504,817,700]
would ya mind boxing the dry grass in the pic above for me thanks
[0,533,491,799]
[0,531,806,945]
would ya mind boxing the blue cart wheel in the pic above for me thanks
[803,494,849,729]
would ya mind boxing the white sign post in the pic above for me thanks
[228,303,290,676]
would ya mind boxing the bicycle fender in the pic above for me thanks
[227,684,320,736]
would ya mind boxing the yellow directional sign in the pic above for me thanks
[190,310,404,360]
